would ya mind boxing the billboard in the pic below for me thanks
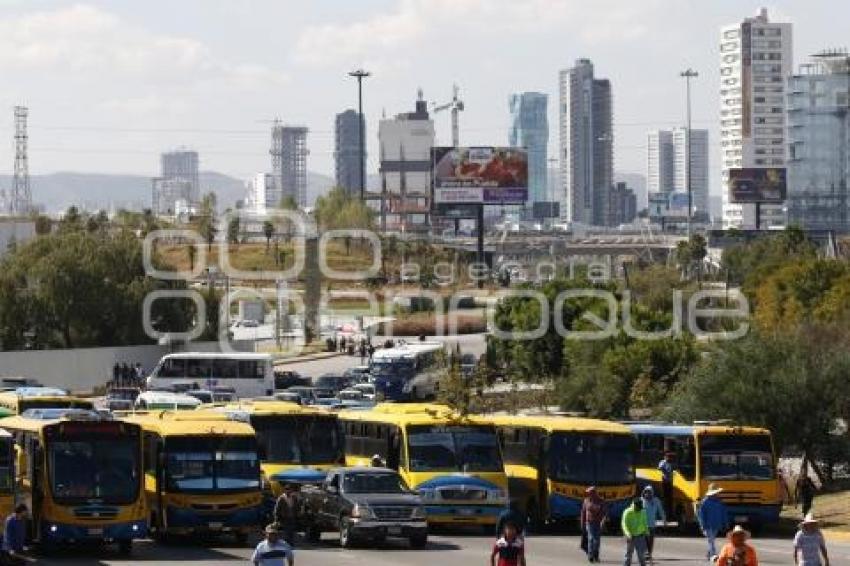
[728,168,787,203]
[432,146,528,205]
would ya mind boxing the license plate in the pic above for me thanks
[387,526,402,535]
[88,528,103,536]
[208,522,223,530]
[458,509,476,516]
[734,516,748,523]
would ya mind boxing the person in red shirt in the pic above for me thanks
[491,521,526,566]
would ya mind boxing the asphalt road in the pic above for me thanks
[32,532,850,565]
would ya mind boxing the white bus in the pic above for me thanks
[369,342,444,401]
[145,352,274,400]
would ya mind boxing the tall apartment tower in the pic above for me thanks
[335,109,365,197]
[508,92,548,211]
[559,59,614,226]
[787,50,850,231]
[377,90,435,233]
[720,8,792,229]
[271,124,308,208]
[647,130,675,195]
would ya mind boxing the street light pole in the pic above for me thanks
[680,68,698,239]
[349,69,370,201]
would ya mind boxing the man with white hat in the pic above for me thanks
[252,523,295,566]
[716,525,757,566]
[697,483,729,560]
[793,513,830,566]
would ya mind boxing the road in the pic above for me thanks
[276,334,488,379]
[34,532,850,565]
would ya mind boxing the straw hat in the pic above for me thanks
[585,486,597,494]
[729,525,750,539]
[800,513,819,526]
[705,483,724,496]
[265,523,282,534]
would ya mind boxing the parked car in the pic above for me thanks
[351,383,376,402]
[275,370,311,390]
[313,374,352,398]
[301,467,427,548]
[343,366,371,383]
[285,386,317,405]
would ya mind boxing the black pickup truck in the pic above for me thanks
[301,467,428,548]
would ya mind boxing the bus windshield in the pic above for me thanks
[20,398,93,413]
[49,437,139,504]
[548,432,635,486]
[252,416,342,465]
[164,436,260,493]
[700,434,774,480]
[369,359,415,377]
[407,425,503,473]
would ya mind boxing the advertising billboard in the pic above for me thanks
[728,168,787,203]
[432,146,528,205]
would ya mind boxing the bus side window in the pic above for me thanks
[143,433,157,475]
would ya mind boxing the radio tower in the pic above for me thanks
[10,106,31,215]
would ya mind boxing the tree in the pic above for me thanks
[313,187,375,231]
[263,220,275,252]
[279,195,298,210]
[34,215,52,235]
[58,206,83,232]
[227,215,240,246]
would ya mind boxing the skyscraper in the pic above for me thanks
[787,50,850,231]
[720,8,792,229]
[335,109,365,197]
[647,130,675,195]
[153,149,199,215]
[377,91,434,232]
[559,59,613,226]
[271,124,308,208]
[648,128,710,219]
[508,92,548,212]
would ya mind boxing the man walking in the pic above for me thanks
[794,513,830,566]
[581,486,607,563]
[273,483,301,546]
[621,498,649,566]
[641,486,666,560]
[2,504,28,565]
[252,523,295,566]
[796,475,817,518]
[697,483,728,560]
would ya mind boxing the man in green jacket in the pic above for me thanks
[621,498,649,566]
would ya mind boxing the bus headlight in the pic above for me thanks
[411,506,426,519]
[49,524,58,533]
[418,488,437,501]
[351,504,374,520]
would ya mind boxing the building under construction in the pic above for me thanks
[787,49,850,231]
[271,122,308,208]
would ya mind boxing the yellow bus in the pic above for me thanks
[1,409,146,554]
[214,401,343,497]
[629,423,782,530]
[0,430,15,537]
[122,410,263,543]
[339,404,508,528]
[485,415,636,528]
[0,388,94,415]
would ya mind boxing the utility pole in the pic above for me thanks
[349,69,370,201]
[680,69,698,238]
[11,106,30,216]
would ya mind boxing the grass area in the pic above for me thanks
[797,490,850,535]
[377,312,486,336]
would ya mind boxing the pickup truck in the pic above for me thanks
[301,467,428,548]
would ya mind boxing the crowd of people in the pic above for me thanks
[110,361,146,388]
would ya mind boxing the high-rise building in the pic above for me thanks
[376,91,435,232]
[720,8,792,229]
[647,130,675,195]
[787,50,850,231]
[245,173,278,214]
[271,124,308,208]
[508,92,548,211]
[607,182,638,226]
[153,149,199,215]
[559,59,614,226]
[335,109,365,197]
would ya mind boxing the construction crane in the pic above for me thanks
[432,84,464,147]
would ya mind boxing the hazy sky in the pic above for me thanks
[0,0,846,198]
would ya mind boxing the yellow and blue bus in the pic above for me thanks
[629,423,782,529]
[485,415,636,527]
[214,401,343,496]
[1,409,146,554]
[123,410,264,543]
[0,388,94,415]
[339,404,509,528]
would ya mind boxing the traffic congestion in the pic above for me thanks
[0,345,792,565]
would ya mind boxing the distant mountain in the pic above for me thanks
[0,170,336,213]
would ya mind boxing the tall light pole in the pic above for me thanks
[349,69,370,201]
[680,68,698,238]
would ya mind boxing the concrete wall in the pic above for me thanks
[0,341,248,393]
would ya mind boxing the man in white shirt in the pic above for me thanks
[252,523,295,566]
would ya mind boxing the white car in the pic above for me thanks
[351,383,376,401]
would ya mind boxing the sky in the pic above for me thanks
[0,0,846,199]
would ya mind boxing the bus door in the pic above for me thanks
[387,428,401,471]
[538,435,550,520]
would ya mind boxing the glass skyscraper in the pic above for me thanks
[508,92,548,211]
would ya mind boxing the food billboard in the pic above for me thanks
[432,147,528,205]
